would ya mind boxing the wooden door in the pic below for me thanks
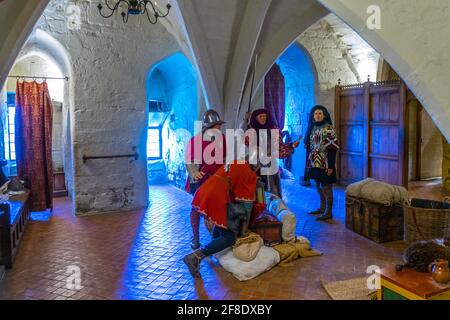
[335,85,365,185]
[336,80,408,187]
[369,82,408,186]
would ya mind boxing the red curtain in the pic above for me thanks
[15,81,53,211]
[264,63,285,130]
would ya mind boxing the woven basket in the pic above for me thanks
[403,199,450,243]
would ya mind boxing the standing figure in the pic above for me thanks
[301,125,312,187]
[281,130,293,172]
[183,162,258,279]
[305,105,339,221]
[185,110,226,249]
[247,109,300,198]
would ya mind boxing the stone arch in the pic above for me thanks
[275,43,317,181]
[293,43,319,104]
[315,1,450,140]
[11,51,64,102]
[17,29,72,79]
[0,0,50,87]
[146,52,199,188]
[8,29,75,200]
[233,4,329,126]
[238,0,450,140]
[235,0,450,143]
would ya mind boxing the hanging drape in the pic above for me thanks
[15,81,53,211]
[264,63,286,130]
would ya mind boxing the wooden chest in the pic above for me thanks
[250,211,283,246]
[345,195,404,243]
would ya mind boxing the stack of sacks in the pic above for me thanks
[215,194,321,281]
[265,192,297,243]
[232,232,264,262]
[215,232,280,281]
[346,178,411,206]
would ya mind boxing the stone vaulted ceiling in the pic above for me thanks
[0,0,366,126]
[174,0,329,125]
[2,0,450,140]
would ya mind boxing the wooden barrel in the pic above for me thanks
[403,199,450,244]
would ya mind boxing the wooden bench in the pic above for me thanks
[0,191,31,269]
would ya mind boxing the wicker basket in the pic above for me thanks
[403,199,450,243]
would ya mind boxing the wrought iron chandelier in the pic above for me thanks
[97,0,171,24]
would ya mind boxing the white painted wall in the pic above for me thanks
[33,0,183,215]
[421,111,443,179]
[297,19,360,118]
[6,55,64,101]
[2,0,450,213]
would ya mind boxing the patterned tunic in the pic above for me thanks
[307,124,339,170]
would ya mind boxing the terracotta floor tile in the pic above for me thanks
[0,181,439,300]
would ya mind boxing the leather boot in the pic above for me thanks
[309,184,326,215]
[190,236,200,250]
[183,249,205,279]
[190,210,201,249]
[317,184,333,221]
[239,219,250,238]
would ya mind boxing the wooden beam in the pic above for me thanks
[335,82,342,180]
[363,81,371,179]
[399,80,409,188]
[415,102,423,181]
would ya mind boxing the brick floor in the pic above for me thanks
[0,179,435,300]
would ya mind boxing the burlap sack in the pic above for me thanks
[346,178,410,206]
[232,233,264,262]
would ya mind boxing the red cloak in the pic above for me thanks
[192,163,257,229]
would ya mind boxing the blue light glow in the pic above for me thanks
[276,44,316,181]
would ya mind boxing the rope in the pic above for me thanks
[410,207,426,241]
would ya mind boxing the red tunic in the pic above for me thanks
[184,132,226,193]
[192,163,257,229]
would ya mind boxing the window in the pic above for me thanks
[147,128,162,159]
[3,93,17,176]
[147,100,169,160]
[5,93,16,162]
[6,105,16,162]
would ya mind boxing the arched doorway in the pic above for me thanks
[275,43,317,182]
[0,27,74,203]
[146,52,199,189]
[2,53,64,177]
